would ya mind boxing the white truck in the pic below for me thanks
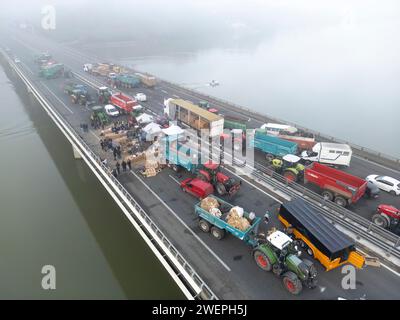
[260,123,298,136]
[164,98,224,138]
[301,142,352,167]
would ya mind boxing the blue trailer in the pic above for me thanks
[250,129,298,159]
[164,135,200,173]
[194,195,261,245]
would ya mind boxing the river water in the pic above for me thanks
[0,64,184,299]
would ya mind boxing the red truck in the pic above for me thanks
[278,134,316,151]
[110,92,137,113]
[304,162,367,207]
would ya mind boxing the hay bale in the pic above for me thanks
[200,197,219,212]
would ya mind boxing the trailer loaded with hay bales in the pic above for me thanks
[194,195,318,295]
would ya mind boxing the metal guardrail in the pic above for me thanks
[3,52,217,300]
[249,161,400,259]
[146,73,400,166]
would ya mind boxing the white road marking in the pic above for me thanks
[161,90,168,94]
[89,130,100,141]
[168,174,181,185]
[130,170,232,272]
[173,94,180,98]
[39,82,74,114]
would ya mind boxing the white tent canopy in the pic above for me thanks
[136,113,154,124]
[143,122,162,135]
[162,124,184,136]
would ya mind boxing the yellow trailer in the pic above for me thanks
[277,198,367,271]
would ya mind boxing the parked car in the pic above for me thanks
[181,178,214,199]
[366,175,400,196]
[365,181,380,199]
[104,104,120,117]
[135,93,147,102]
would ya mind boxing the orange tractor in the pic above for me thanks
[196,162,241,196]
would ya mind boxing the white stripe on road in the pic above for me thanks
[39,82,74,114]
[173,94,180,98]
[161,90,168,94]
[89,130,100,141]
[168,174,181,185]
[130,170,231,272]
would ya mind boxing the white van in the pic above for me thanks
[301,142,352,167]
[260,123,298,136]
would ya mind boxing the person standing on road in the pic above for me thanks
[113,147,117,160]
[116,161,121,175]
[112,168,118,178]
[127,159,131,171]
[100,139,104,150]
[121,160,127,172]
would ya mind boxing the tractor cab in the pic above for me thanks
[98,86,112,104]
[198,161,241,196]
[198,100,218,114]
[272,154,305,182]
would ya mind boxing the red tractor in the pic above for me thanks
[372,204,400,229]
[197,162,241,196]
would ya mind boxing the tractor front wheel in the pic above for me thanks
[216,182,227,195]
[321,190,334,201]
[253,249,272,272]
[372,214,390,229]
[282,272,303,295]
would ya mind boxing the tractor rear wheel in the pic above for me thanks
[334,196,347,207]
[372,214,390,229]
[210,226,225,240]
[198,219,211,233]
[321,190,334,201]
[282,272,303,295]
[253,249,272,272]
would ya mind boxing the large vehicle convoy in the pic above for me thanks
[250,129,298,160]
[134,72,157,88]
[164,98,224,138]
[194,195,318,295]
[304,162,367,207]
[38,63,64,79]
[165,136,241,196]
[277,198,368,271]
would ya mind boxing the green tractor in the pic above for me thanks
[252,229,318,295]
[271,154,305,182]
[70,88,91,106]
[91,106,109,127]
[64,82,87,95]
[98,86,113,104]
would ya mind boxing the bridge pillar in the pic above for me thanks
[72,145,82,159]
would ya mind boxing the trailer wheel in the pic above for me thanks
[198,219,211,233]
[210,226,225,240]
[171,164,180,172]
[390,190,396,196]
[372,214,390,229]
[305,245,314,257]
[321,190,333,201]
[334,196,347,207]
[253,250,272,271]
[283,272,303,295]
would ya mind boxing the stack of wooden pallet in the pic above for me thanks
[143,159,160,177]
